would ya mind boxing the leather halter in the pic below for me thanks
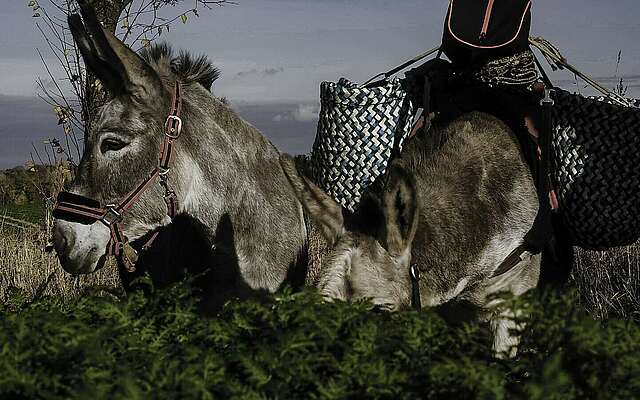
[53,82,184,272]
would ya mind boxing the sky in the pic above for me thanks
[1,0,640,167]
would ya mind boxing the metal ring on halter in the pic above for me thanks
[101,205,122,227]
[165,115,182,138]
[541,88,555,106]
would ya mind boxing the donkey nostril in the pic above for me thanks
[53,223,75,256]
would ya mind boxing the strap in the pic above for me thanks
[532,50,554,89]
[116,169,161,214]
[362,46,441,86]
[160,82,183,169]
[53,201,106,221]
[409,243,530,307]
[410,264,422,310]
[491,244,528,278]
[107,223,126,256]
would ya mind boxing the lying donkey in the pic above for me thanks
[280,113,541,356]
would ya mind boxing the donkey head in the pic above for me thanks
[53,0,218,273]
[280,155,419,309]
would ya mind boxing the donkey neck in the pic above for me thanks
[178,94,285,216]
[302,218,332,287]
[170,89,308,293]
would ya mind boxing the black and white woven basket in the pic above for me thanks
[551,89,640,249]
[309,78,414,212]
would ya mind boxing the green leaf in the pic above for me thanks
[180,14,188,24]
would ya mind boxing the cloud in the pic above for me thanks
[272,103,320,122]
[263,67,284,76]
[293,103,320,121]
[236,68,258,77]
[236,67,285,78]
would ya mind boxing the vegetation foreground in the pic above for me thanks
[2,203,640,399]
[1,279,639,400]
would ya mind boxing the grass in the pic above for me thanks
[2,227,638,324]
[0,226,121,302]
[572,245,640,320]
[0,202,45,224]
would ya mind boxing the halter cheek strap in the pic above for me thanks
[53,82,184,272]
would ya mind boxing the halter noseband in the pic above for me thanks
[53,82,184,272]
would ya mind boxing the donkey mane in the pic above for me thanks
[140,43,220,91]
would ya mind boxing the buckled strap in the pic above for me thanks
[160,83,182,170]
[107,223,126,256]
[164,191,178,219]
[53,81,184,273]
[54,201,106,222]
[106,222,138,272]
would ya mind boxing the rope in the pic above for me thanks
[529,37,565,71]
[474,50,539,86]
[529,37,634,108]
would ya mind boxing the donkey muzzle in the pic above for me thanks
[53,219,109,274]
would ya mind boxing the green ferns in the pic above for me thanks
[1,281,639,399]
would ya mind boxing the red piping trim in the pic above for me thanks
[480,0,496,39]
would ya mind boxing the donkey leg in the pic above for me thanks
[482,252,541,358]
[489,307,521,358]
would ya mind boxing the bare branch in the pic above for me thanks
[30,0,232,168]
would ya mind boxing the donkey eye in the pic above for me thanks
[100,137,128,154]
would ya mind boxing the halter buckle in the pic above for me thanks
[165,115,182,138]
[101,205,123,227]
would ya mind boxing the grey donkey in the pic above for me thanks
[280,113,541,356]
[53,0,308,307]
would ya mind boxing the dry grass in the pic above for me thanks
[0,226,121,302]
[571,242,640,320]
[1,224,639,321]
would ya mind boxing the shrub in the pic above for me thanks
[1,281,639,399]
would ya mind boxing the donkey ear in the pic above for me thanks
[279,154,345,245]
[380,165,419,256]
[69,0,162,98]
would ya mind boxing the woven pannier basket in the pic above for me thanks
[551,89,640,250]
[310,78,414,212]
